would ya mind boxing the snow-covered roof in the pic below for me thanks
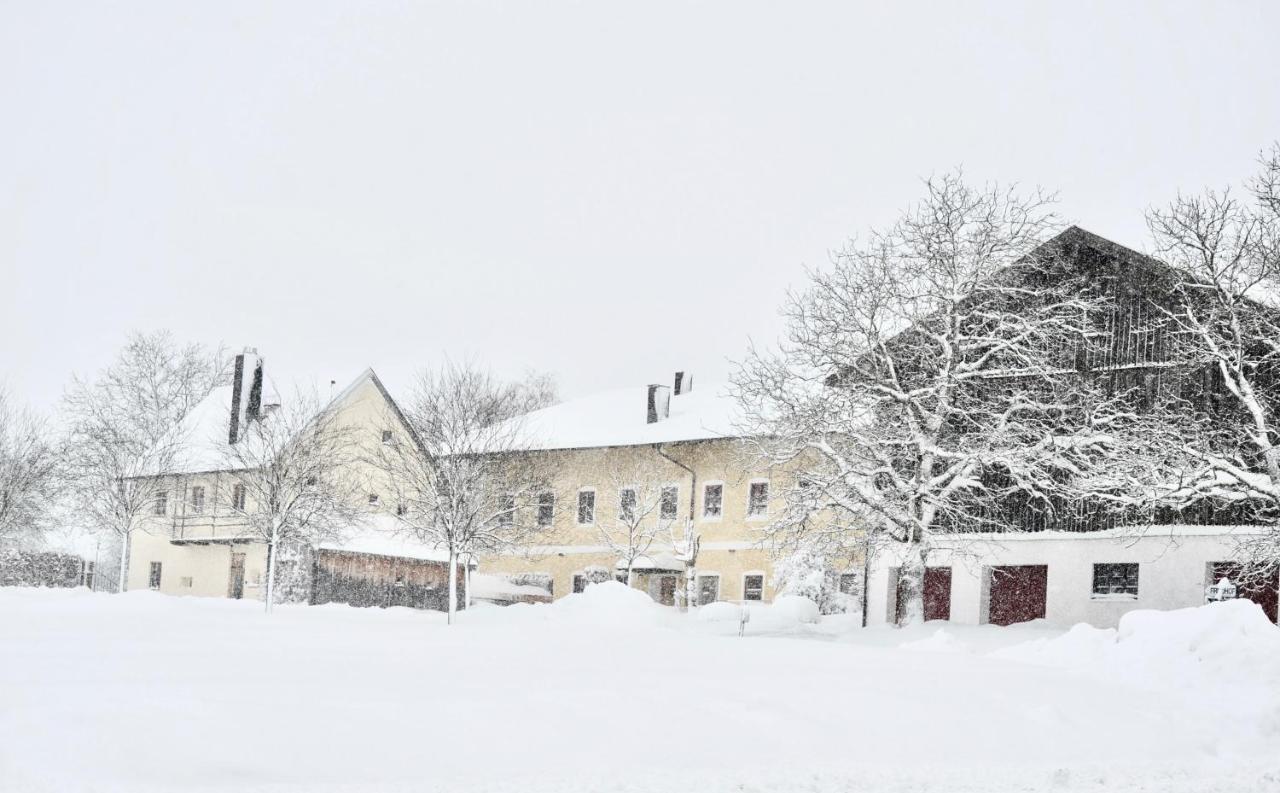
[517,383,742,451]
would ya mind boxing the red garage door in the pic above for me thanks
[895,567,953,622]
[1211,562,1279,624]
[988,565,1048,626]
[923,567,952,621]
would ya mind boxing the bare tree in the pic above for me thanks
[62,332,225,592]
[1146,143,1280,577]
[220,389,366,613]
[593,455,679,586]
[370,363,558,624]
[0,389,60,544]
[733,172,1134,624]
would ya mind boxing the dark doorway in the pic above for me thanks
[988,565,1048,626]
[228,553,245,599]
[1210,562,1279,624]
[658,575,677,606]
[895,566,953,622]
[923,567,952,621]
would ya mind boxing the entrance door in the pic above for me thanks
[228,553,246,599]
[988,565,1048,626]
[1210,562,1279,623]
[923,567,952,621]
[658,575,677,606]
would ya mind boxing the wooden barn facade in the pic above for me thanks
[309,548,467,612]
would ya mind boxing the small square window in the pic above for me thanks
[1092,563,1139,598]
[703,483,723,518]
[660,486,678,521]
[368,493,380,506]
[180,576,193,588]
[381,429,394,445]
[838,572,861,595]
[577,490,595,525]
[697,575,719,605]
[748,481,769,517]
[396,503,408,517]
[743,574,764,601]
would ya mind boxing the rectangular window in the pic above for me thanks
[619,488,637,522]
[572,574,587,594]
[697,575,719,606]
[537,493,555,527]
[148,562,162,590]
[498,494,515,527]
[153,491,168,516]
[838,572,861,595]
[231,484,246,511]
[189,486,205,515]
[396,503,408,517]
[381,429,394,445]
[748,481,769,517]
[743,573,764,601]
[180,576,193,588]
[82,561,95,589]
[368,493,380,506]
[660,486,678,520]
[703,483,723,518]
[1092,563,1139,598]
[577,489,595,525]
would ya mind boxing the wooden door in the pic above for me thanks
[988,565,1048,626]
[923,567,952,621]
[228,553,245,599]
[1211,562,1279,623]
[659,575,677,606]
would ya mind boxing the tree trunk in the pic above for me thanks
[264,528,279,614]
[447,551,458,625]
[684,563,697,612]
[626,564,635,588]
[116,528,131,594]
[463,555,472,610]
[896,546,926,627]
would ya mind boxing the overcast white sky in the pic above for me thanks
[3,1,1279,411]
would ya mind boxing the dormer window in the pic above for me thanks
[381,430,394,445]
[368,493,380,506]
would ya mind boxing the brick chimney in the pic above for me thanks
[228,348,264,444]
[647,384,671,424]
[673,371,692,395]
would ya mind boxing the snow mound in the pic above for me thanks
[545,580,667,626]
[768,595,821,624]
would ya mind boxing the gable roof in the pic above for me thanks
[152,368,406,476]
[516,383,742,452]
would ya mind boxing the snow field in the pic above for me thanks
[2,582,1278,792]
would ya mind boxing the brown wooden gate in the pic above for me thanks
[895,566,954,622]
[988,565,1048,626]
[923,567,952,621]
[1211,562,1279,624]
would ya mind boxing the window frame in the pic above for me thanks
[536,492,555,527]
[618,486,638,523]
[701,481,724,521]
[696,572,720,606]
[576,488,596,526]
[742,571,765,601]
[660,484,679,521]
[231,483,246,511]
[1091,562,1140,599]
[189,486,205,515]
[148,561,163,590]
[746,479,770,519]
[153,490,168,517]
[497,493,516,527]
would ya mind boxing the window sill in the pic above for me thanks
[1090,593,1138,602]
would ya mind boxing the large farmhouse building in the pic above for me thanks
[476,375,829,605]
[866,228,1280,627]
[126,353,467,611]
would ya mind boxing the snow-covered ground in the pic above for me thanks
[2,584,1278,793]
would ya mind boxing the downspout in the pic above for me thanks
[655,443,698,611]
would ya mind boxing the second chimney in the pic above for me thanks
[674,371,693,396]
[647,384,671,424]
[228,347,264,444]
